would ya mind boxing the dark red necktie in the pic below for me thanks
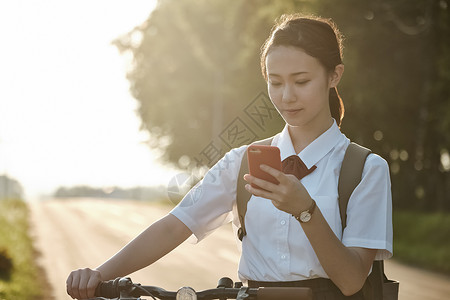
[282,155,317,180]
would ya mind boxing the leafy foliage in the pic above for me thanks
[0,249,13,280]
[394,211,450,274]
[53,185,166,201]
[0,175,24,200]
[315,0,450,211]
[113,0,305,167]
[0,200,44,299]
[115,0,449,211]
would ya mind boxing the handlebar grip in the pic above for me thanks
[94,278,120,298]
[256,287,313,300]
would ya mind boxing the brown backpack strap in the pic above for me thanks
[339,143,387,300]
[338,142,371,229]
[236,137,274,240]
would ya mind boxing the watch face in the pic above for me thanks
[300,211,311,223]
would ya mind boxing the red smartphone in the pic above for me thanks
[247,145,282,190]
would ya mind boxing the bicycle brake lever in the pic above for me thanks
[236,287,249,300]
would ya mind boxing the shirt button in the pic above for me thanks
[280,220,286,225]
[281,255,286,260]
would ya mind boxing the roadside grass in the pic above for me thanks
[393,210,450,275]
[0,199,45,300]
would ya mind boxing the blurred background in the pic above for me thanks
[0,0,178,201]
[0,0,449,299]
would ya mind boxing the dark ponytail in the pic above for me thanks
[261,14,345,127]
[330,87,344,127]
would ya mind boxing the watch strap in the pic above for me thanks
[293,198,316,222]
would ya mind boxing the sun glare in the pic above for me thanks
[0,0,181,199]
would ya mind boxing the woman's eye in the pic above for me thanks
[296,80,310,85]
[269,81,282,86]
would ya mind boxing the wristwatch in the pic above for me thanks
[293,199,316,223]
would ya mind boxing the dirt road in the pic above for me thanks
[30,198,450,300]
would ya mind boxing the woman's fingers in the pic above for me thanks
[260,164,287,182]
[66,272,74,299]
[66,270,81,299]
[78,269,91,299]
[86,271,102,298]
[66,268,101,299]
[243,173,279,194]
[244,183,274,200]
[244,164,312,216]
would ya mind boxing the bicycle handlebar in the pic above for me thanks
[94,277,313,300]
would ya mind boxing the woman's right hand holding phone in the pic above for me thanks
[244,164,313,217]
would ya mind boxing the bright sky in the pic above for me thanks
[0,0,181,198]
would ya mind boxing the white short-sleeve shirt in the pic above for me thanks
[170,121,393,282]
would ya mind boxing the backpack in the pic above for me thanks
[236,138,399,300]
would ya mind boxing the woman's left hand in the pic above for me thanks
[243,164,313,215]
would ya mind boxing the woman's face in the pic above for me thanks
[265,46,340,129]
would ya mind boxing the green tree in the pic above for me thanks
[115,0,449,211]
[0,175,23,200]
[315,0,450,210]
[113,0,309,169]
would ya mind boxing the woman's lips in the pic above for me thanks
[284,108,303,115]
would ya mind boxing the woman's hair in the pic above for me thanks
[261,14,345,126]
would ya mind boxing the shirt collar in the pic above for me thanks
[273,120,343,169]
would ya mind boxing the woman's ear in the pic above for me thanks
[329,64,344,88]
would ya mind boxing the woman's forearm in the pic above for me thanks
[96,214,192,280]
[244,169,377,295]
[301,206,376,296]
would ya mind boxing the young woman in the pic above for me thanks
[66,14,392,300]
